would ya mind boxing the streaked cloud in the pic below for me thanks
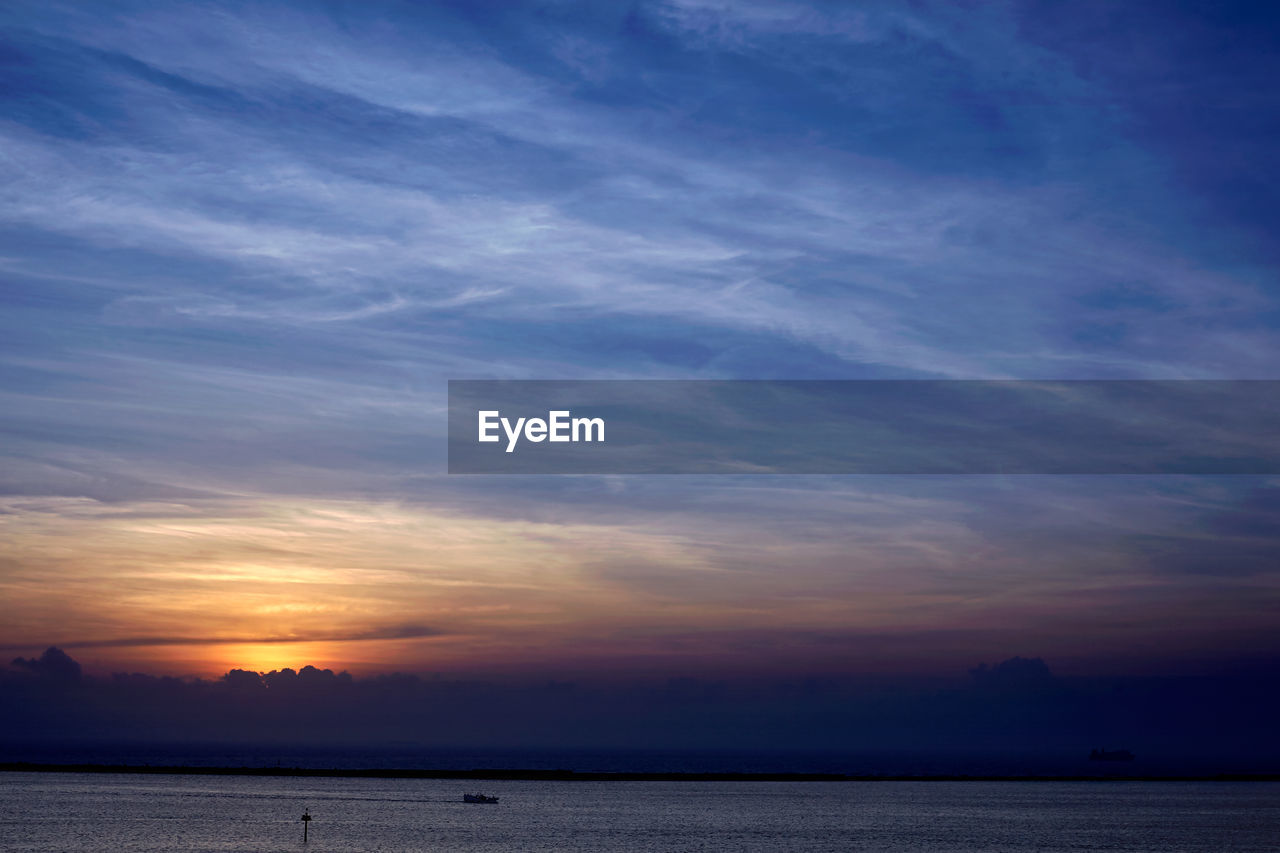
[1,1,1278,680]
[1,623,442,651]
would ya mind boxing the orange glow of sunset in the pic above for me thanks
[5,490,1274,681]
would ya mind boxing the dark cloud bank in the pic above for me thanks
[3,649,1276,775]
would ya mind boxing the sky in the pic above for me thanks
[2,0,1280,754]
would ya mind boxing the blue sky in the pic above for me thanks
[1,1,1278,681]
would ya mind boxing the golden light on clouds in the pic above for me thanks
[208,642,348,675]
[1,490,1174,679]
[0,494,775,677]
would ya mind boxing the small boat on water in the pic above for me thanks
[463,793,499,804]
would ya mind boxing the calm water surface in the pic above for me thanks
[1,772,1277,852]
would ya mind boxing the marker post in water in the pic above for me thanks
[301,808,311,843]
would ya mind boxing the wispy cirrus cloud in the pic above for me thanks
[4,1,1275,385]
[2,1,1279,681]
[1,624,443,652]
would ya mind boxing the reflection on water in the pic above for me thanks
[1,772,1278,852]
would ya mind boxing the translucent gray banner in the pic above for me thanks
[447,380,1280,474]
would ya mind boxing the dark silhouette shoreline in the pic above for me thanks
[2,762,1276,782]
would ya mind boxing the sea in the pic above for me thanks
[2,771,1278,852]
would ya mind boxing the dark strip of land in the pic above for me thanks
[1,762,1276,782]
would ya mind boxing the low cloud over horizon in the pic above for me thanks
[5,647,1277,771]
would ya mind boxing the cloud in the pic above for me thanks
[2,476,1279,680]
[10,646,82,681]
[1,1,1278,692]
[3,0,1275,389]
[651,0,882,47]
[2,624,444,651]
[3,648,1278,768]
[970,656,1054,689]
